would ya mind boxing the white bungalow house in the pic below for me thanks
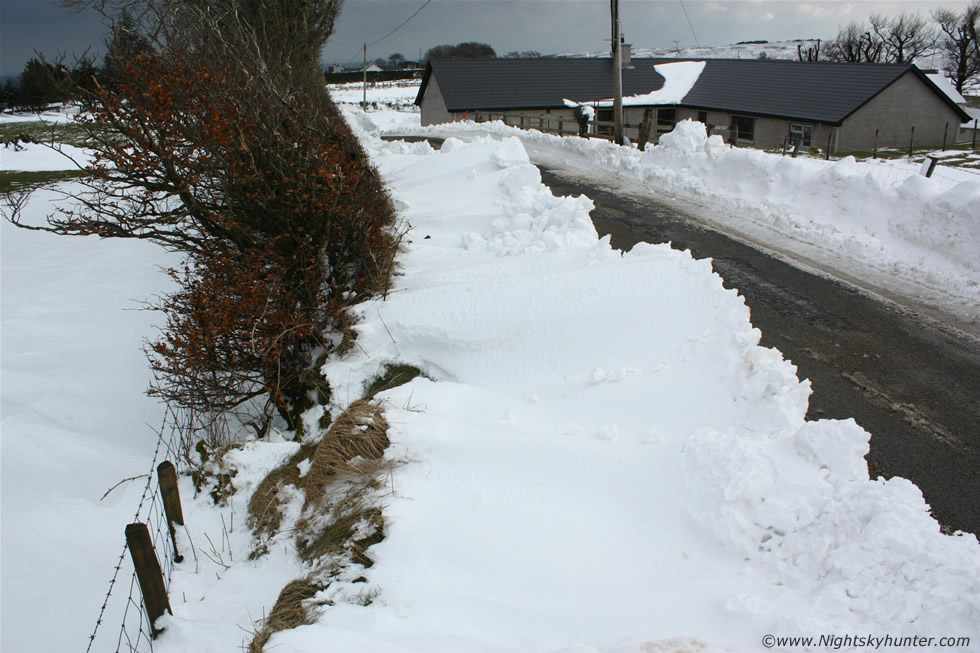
[416,57,971,154]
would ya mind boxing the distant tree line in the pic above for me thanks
[424,42,497,62]
[418,42,543,65]
[799,2,980,93]
[1,55,101,111]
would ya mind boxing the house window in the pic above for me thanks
[697,111,708,125]
[788,123,812,148]
[596,108,614,136]
[730,115,755,142]
[657,108,676,132]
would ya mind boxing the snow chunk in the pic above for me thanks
[625,60,706,106]
[657,119,708,154]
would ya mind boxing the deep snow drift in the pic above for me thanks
[155,111,980,652]
[403,117,980,335]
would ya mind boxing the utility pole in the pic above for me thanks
[611,0,624,145]
[362,43,368,110]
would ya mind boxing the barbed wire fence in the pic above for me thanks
[860,158,974,191]
[86,400,197,653]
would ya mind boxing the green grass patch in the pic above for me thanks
[364,363,424,399]
[0,169,85,194]
[0,120,95,148]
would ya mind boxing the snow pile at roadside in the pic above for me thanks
[411,117,980,327]
[213,111,979,652]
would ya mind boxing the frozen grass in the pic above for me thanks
[245,578,322,653]
[837,142,980,169]
[0,168,84,193]
[246,440,320,558]
[0,119,95,149]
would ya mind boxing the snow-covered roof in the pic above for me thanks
[565,61,706,108]
[964,106,980,126]
[926,73,967,105]
[419,58,971,125]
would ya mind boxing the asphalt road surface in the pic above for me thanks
[539,167,980,536]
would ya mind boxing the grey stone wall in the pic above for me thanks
[837,72,964,151]
[419,74,453,126]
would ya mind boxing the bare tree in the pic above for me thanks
[934,2,980,93]
[824,21,884,63]
[797,39,821,62]
[387,52,406,68]
[870,12,937,63]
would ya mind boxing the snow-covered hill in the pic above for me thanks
[557,38,822,61]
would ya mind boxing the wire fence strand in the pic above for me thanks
[87,403,192,653]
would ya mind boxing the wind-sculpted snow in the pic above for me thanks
[417,117,980,326]
[6,102,974,652]
[257,117,980,652]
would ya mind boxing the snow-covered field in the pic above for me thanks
[2,83,979,653]
[1,189,178,651]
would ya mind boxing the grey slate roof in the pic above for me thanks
[419,58,666,112]
[417,58,970,125]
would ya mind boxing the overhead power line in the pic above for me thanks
[367,0,433,48]
[678,0,701,48]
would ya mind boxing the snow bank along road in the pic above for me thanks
[395,124,980,535]
[540,168,980,537]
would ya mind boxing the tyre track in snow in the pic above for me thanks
[539,167,980,537]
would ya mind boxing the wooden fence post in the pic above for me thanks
[908,125,915,158]
[125,523,172,638]
[637,108,654,151]
[157,461,185,563]
[942,122,949,151]
[873,128,879,159]
[825,129,832,160]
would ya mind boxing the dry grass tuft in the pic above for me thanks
[246,578,323,653]
[296,484,385,566]
[244,398,393,648]
[246,440,318,558]
[301,400,390,509]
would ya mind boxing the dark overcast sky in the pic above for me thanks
[1,0,973,77]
